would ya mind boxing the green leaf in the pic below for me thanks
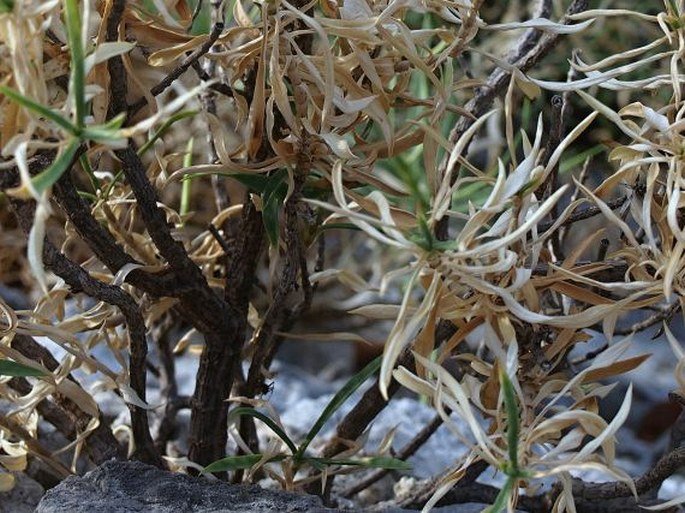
[64,0,86,128]
[202,453,285,474]
[30,139,80,194]
[136,110,198,156]
[0,359,47,377]
[229,407,298,455]
[0,0,14,13]
[227,173,271,192]
[80,126,126,146]
[483,477,514,513]
[559,144,604,174]
[79,153,99,191]
[309,456,412,470]
[261,170,288,246]
[500,369,520,474]
[180,138,194,221]
[80,113,128,144]
[409,215,434,251]
[295,356,382,460]
[319,223,360,232]
[0,85,77,134]
[101,112,127,130]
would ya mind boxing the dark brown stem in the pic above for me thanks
[106,1,248,467]
[53,172,184,298]
[128,20,226,117]
[238,165,311,461]
[189,198,265,468]
[542,94,565,258]
[11,199,162,467]
[152,314,182,454]
[9,334,125,464]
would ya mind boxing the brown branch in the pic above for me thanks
[108,17,233,332]
[189,197,264,468]
[305,320,458,502]
[128,20,226,117]
[397,446,685,513]
[537,195,629,234]
[436,0,589,241]
[9,334,124,464]
[151,314,183,454]
[53,172,185,298]
[191,61,236,99]
[541,94,565,258]
[0,149,56,190]
[342,412,446,498]
[11,199,163,467]
[613,300,681,337]
[106,0,250,467]
[233,162,315,466]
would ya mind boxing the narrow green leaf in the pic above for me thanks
[136,110,198,156]
[309,456,412,470]
[180,138,194,222]
[319,223,360,232]
[295,356,382,460]
[0,359,47,377]
[78,114,129,146]
[261,170,288,246]
[30,139,80,194]
[202,453,285,474]
[79,127,126,147]
[64,0,86,128]
[79,153,99,191]
[101,170,124,201]
[101,112,127,130]
[76,190,97,201]
[229,407,298,455]
[483,477,514,513]
[667,0,680,16]
[559,144,604,174]
[500,369,520,473]
[0,85,77,134]
[410,215,434,251]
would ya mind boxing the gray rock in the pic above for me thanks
[34,460,343,513]
[33,460,496,513]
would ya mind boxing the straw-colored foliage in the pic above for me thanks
[1,0,684,511]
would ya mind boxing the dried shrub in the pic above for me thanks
[1,0,684,511]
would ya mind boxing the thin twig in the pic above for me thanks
[398,446,685,512]
[613,300,681,337]
[537,195,629,234]
[128,20,226,117]
[342,412,446,498]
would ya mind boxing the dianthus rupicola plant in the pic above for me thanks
[1,0,685,511]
